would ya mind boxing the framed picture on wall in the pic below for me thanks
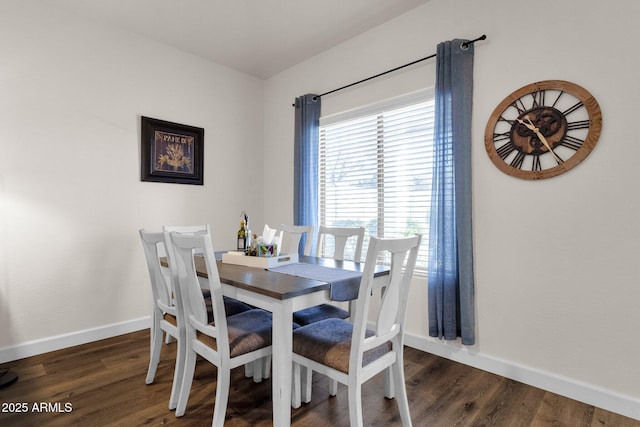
[140,116,204,185]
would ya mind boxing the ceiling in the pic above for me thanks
[42,0,430,79]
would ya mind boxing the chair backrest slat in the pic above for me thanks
[316,226,365,262]
[279,224,314,256]
[139,230,172,308]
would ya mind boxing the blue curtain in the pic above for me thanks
[293,94,321,255]
[428,39,475,345]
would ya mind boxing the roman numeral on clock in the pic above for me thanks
[560,135,585,150]
[510,151,525,169]
[493,131,511,143]
[562,101,584,116]
[496,142,516,160]
[566,120,590,131]
[532,155,542,172]
[531,90,545,108]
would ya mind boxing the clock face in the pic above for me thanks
[485,80,602,180]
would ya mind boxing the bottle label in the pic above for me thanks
[237,237,246,251]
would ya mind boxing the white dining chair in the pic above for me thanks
[279,224,314,256]
[139,230,184,410]
[170,231,273,424]
[293,226,366,327]
[292,235,422,427]
[292,226,367,396]
[163,225,265,383]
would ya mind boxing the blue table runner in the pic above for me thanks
[268,263,362,301]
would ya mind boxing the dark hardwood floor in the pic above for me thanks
[0,330,637,426]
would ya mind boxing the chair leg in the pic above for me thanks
[244,362,254,378]
[391,359,412,426]
[384,366,395,398]
[146,316,162,384]
[292,362,302,409]
[328,378,338,396]
[168,333,185,410]
[252,359,264,383]
[301,365,312,403]
[263,355,271,379]
[212,367,231,427]
[244,358,271,383]
[175,348,197,417]
[347,383,364,427]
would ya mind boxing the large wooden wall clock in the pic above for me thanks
[484,80,602,180]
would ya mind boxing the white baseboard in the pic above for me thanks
[0,316,150,364]
[404,332,640,422]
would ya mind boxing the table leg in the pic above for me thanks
[271,299,293,427]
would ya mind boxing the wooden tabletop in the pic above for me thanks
[215,259,329,300]
[167,255,388,301]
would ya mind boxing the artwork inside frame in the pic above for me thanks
[140,116,204,185]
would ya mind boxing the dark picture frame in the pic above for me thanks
[140,116,204,185]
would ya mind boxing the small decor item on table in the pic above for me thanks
[241,211,252,249]
[257,243,278,258]
[223,224,295,266]
[260,224,282,256]
[247,234,258,256]
[237,219,247,252]
[241,224,282,258]
[247,233,278,258]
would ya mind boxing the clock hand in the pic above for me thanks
[516,117,535,131]
[524,118,563,163]
[517,117,563,164]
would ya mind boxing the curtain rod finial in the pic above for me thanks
[461,34,487,49]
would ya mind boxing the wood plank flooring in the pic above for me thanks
[0,330,637,426]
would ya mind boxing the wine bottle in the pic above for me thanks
[245,219,252,250]
[237,219,247,251]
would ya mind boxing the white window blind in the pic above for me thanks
[318,90,434,269]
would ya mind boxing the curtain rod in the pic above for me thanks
[293,34,486,106]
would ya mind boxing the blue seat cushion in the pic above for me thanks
[201,289,253,322]
[223,296,254,316]
[197,309,273,358]
[293,318,392,373]
[293,304,349,326]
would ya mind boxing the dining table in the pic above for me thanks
[189,254,390,427]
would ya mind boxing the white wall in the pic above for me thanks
[0,2,264,352]
[263,0,640,419]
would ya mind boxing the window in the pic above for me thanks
[318,90,433,270]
